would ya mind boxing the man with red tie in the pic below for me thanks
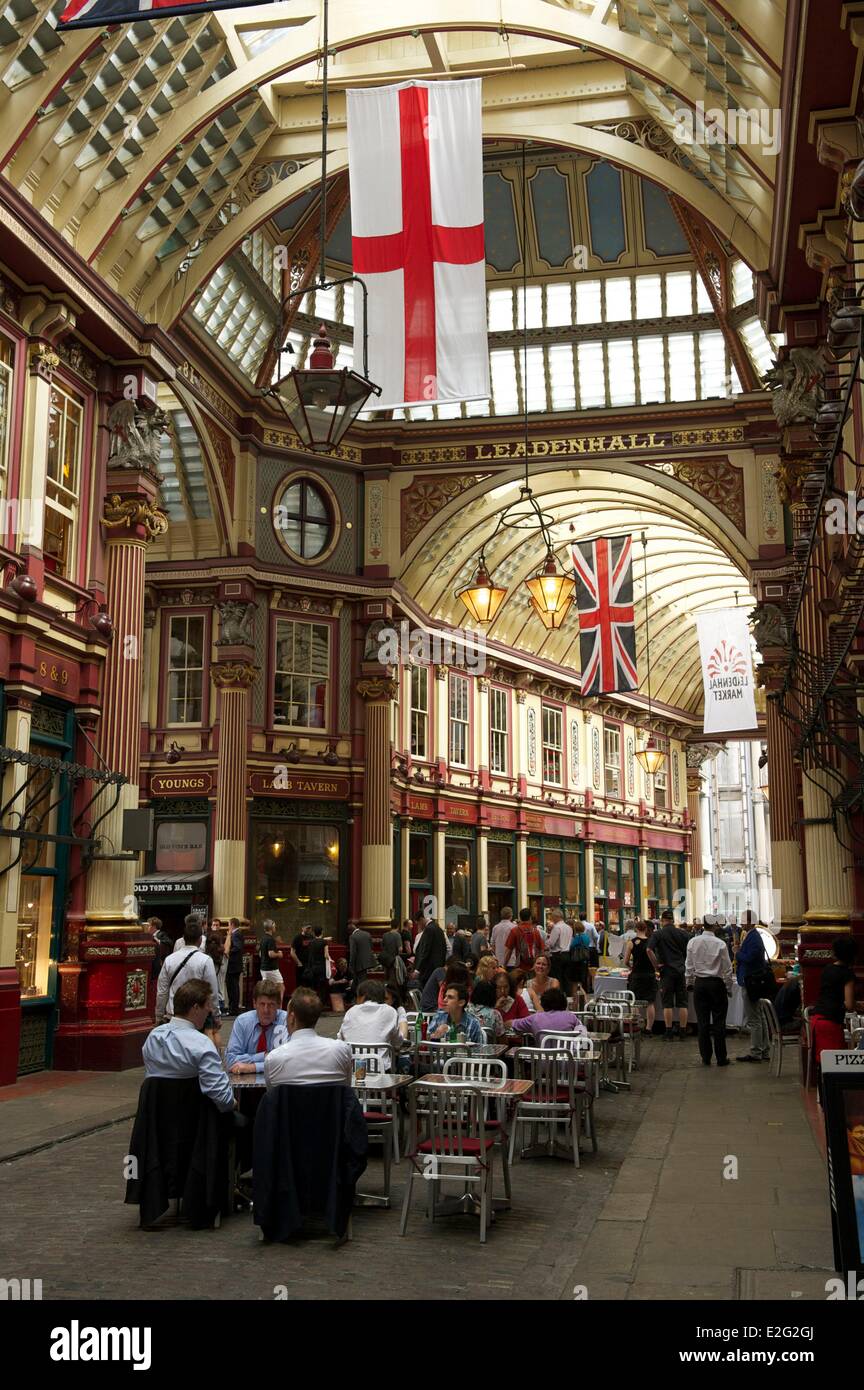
[225,981,288,1076]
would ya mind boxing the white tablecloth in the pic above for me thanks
[591,973,746,1028]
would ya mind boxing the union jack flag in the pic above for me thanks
[58,0,265,29]
[572,535,638,696]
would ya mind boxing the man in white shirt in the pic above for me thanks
[155,917,221,1025]
[337,979,401,1052]
[546,909,574,991]
[490,907,514,966]
[142,978,234,1112]
[685,918,733,1067]
[168,912,206,952]
[264,987,353,1087]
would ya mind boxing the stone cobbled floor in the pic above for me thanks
[0,1031,835,1301]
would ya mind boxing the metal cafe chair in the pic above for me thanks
[350,1044,399,1162]
[585,999,629,1084]
[757,998,800,1080]
[508,1047,585,1168]
[600,990,642,1070]
[538,1032,599,1151]
[400,1081,497,1243]
[442,1055,512,1207]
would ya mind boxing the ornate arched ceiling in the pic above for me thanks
[400,463,758,715]
[0,0,782,325]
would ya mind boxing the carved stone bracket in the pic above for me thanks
[216,600,256,647]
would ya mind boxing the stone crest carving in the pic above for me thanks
[212,661,258,689]
[764,348,824,426]
[216,600,256,647]
[107,400,169,471]
[751,603,789,652]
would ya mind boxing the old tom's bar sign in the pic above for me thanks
[249,772,350,798]
[150,772,213,796]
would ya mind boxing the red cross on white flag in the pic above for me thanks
[347,79,490,411]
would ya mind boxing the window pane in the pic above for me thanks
[698,331,727,397]
[575,279,602,324]
[667,333,697,401]
[524,346,546,412]
[638,336,667,403]
[695,274,713,313]
[665,271,693,316]
[251,820,339,937]
[577,341,606,408]
[488,287,514,330]
[488,842,512,883]
[527,849,541,894]
[516,284,543,329]
[545,282,572,326]
[635,274,662,319]
[491,349,519,414]
[548,343,576,410]
[409,834,429,880]
[607,340,636,406]
[604,276,631,321]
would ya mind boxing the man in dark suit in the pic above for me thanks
[414,917,447,986]
[379,919,403,986]
[348,923,375,989]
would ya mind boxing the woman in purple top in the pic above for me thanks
[510,988,587,1040]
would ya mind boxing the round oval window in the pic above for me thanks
[275,478,333,560]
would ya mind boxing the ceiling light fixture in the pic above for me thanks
[263,0,380,451]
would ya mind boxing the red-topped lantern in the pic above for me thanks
[272,324,380,453]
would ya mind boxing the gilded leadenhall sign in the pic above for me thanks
[400,425,743,466]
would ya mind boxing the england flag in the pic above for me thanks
[572,535,639,696]
[347,79,490,411]
[58,0,263,27]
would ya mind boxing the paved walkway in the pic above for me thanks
[0,1030,834,1301]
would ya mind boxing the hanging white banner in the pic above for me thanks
[696,609,759,734]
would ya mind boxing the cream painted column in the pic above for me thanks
[685,750,707,921]
[582,839,594,920]
[86,476,168,928]
[764,697,805,926]
[434,664,448,764]
[357,677,398,930]
[212,661,257,918]
[477,828,489,916]
[638,846,649,920]
[399,816,411,923]
[752,790,773,924]
[434,824,447,924]
[477,676,490,777]
[514,689,527,782]
[801,764,855,925]
[516,832,528,910]
[0,692,38,1085]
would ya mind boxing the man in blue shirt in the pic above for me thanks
[428,983,485,1043]
[225,979,288,1075]
[142,978,235,1112]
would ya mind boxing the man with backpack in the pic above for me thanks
[504,908,545,969]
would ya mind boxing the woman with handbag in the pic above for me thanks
[735,925,774,1062]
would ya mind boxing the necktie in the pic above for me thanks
[256,1026,268,1054]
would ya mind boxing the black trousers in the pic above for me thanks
[693,977,729,1063]
[226,971,241,1015]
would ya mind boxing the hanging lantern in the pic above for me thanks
[271,324,380,452]
[456,553,507,625]
[525,553,575,629]
[635,735,665,776]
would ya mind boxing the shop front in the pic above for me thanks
[9,700,76,1074]
[646,849,686,919]
[593,843,640,930]
[487,834,516,922]
[526,834,583,924]
[443,826,475,928]
[248,794,349,941]
[134,794,213,942]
